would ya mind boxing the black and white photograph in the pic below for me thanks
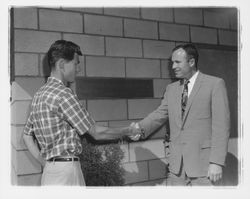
[1,0,249,198]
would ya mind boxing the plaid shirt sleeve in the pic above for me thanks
[23,110,34,136]
[59,89,95,135]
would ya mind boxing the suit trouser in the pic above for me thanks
[167,157,212,186]
[41,160,85,186]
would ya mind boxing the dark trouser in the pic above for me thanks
[167,158,212,186]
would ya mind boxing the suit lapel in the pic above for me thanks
[182,72,203,123]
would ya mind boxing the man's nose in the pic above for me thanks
[76,64,81,73]
[172,63,177,69]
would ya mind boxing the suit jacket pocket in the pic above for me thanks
[196,108,211,119]
[200,139,211,149]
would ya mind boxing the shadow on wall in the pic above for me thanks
[124,146,168,186]
[222,152,239,186]
[166,57,178,83]
[42,54,50,81]
[125,147,239,186]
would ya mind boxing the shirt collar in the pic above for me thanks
[180,71,199,85]
[188,70,199,86]
[47,77,64,85]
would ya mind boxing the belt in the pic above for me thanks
[47,157,79,162]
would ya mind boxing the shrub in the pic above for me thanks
[79,137,125,186]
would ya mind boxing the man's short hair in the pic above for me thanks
[172,43,199,67]
[47,40,83,70]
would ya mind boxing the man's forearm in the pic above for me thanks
[89,125,132,140]
[23,134,45,166]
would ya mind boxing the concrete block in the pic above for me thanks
[82,7,103,14]
[87,99,127,121]
[119,143,129,163]
[159,23,189,42]
[191,27,217,44]
[104,8,140,18]
[161,60,174,79]
[64,34,104,56]
[126,58,161,78]
[148,158,168,180]
[15,30,61,53]
[108,120,132,128]
[95,121,108,127]
[141,8,173,22]
[11,100,31,125]
[143,40,175,59]
[122,161,148,184]
[14,77,46,99]
[39,9,83,33]
[124,19,158,39]
[128,98,161,119]
[84,14,122,36]
[219,30,237,46]
[174,8,203,25]
[129,139,166,161]
[230,12,238,30]
[11,81,32,101]
[153,79,171,98]
[76,56,85,77]
[39,54,50,77]
[11,125,26,150]
[15,53,39,76]
[106,37,142,57]
[12,149,42,175]
[14,7,38,29]
[17,174,42,186]
[62,7,103,14]
[204,10,230,29]
[86,56,125,77]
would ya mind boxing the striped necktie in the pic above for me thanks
[181,79,190,120]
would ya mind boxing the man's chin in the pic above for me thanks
[68,78,75,83]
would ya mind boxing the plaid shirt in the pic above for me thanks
[23,77,95,160]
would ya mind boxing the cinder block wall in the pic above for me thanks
[11,7,238,186]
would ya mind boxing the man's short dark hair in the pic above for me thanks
[172,43,199,68]
[47,40,83,70]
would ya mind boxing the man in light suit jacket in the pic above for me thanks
[130,44,230,186]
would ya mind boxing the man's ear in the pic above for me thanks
[56,58,65,72]
[189,58,195,68]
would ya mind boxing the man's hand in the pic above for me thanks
[128,122,141,141]
[207,163,223,182]
[23,134,45,167]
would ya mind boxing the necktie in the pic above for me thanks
[181,79,189,120]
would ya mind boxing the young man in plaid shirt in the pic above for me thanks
[23,40,138,186]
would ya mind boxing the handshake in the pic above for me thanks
[128,122,145,141]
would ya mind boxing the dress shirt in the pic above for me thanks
[186,70,199,97]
